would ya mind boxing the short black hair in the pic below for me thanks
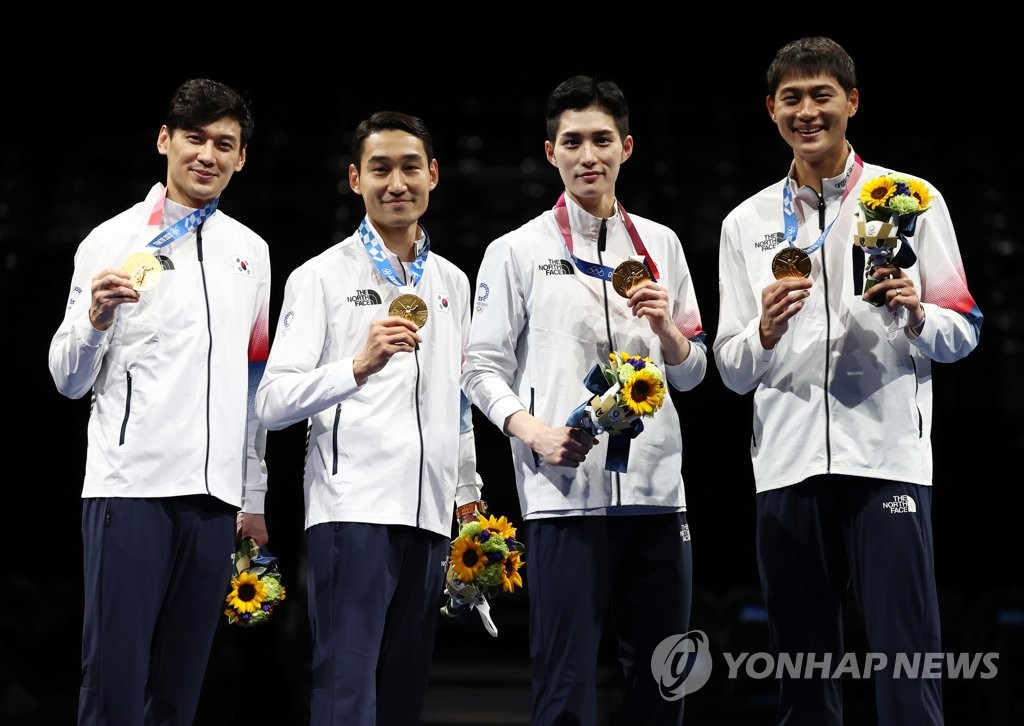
[766,37,857,97]
[350,111,434,169]
[164,78,254,146]
[545,75,629,142]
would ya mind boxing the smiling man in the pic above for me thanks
[462,75,707,725]
[48,78,271,726]
[255,111,484,726]
[714,37,983,725]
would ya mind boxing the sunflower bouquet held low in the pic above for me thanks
[853,173,932,304]
[440,514,525,638]
[224,537,286,628]
[566,351,667,472]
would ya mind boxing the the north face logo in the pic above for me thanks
[347,289,382,306]
[538,259,575,275]
[882,495,918,514]
[755,232,785,251]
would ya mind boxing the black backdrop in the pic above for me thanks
[2,32,1021,725]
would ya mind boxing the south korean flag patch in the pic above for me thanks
[435,292,452,315]
[233,256,254,277]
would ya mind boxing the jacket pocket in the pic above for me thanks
[118,369,133,446]
[331,403,341,475]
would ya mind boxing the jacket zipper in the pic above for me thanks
[912,358,923,437]
[400,260,427,527]
[197,222,213,494]
[596,218,621,504]
[332,404,341,475]
[118,368,133,445]
[414,345,425,527]
[816,188,833,472]
[529,387,540,468]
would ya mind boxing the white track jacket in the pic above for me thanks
[714,149,982,493]
[462,196,707,519]
[49,183,271,512]
[255,223,481,537]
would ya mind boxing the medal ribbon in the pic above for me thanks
[144,192,219,251]
[553,193,660,283]
[357,217,430,288]
[781,154,863,254]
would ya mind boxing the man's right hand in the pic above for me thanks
[506,411,596,467]
[89,268,140,331]
[352,316,422,385]
[759,277,812,350]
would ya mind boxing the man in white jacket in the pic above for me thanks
[48,79,271,725]
[462,76,707,725]
[255,111,484,726]
[714,37,983,725]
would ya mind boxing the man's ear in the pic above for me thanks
[544,140,557,168]
[156,125,171,156]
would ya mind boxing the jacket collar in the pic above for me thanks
[564,194,623,241]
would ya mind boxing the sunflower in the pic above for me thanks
[225,570,267,614]
[608,350,630,368]
[500,550,525,593]
[621,368,666,416]
[450,536,487,582]
[479,513,517,540]
[860,177,896,210]
[907,178,932,211]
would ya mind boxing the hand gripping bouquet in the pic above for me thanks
[224,537,286,627]
[440,513,525,637]
[565,351,667,472]
[853,173,932,304]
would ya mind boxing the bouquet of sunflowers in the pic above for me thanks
[566,351,667,472]
[224,537,286,627]
[853,173,932,304]
[440,514,525,637]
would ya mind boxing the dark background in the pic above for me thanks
[2,32,1021,725]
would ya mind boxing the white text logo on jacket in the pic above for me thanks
[346,290,383,306]
[538,259,575,276]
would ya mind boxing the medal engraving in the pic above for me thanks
[122,252,162,292]
[771,247,812,280]
[611,260,651,297]
[389,294,428,328]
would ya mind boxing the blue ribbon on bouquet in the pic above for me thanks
[251,545,278,569]
[891,215,919,269]
[565,364,644,474]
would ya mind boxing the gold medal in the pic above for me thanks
[611,260,651,297]
[122,251,162,292]
[389,294,428,328]
[771,247,812,280]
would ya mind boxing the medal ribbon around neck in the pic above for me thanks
[144,192,219,251]
[781,154,864,254]
[122,191,219,291]
[357,216,430,288]
[552,193,660,283]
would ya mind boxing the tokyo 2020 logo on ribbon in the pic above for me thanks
[651,629,713,700]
